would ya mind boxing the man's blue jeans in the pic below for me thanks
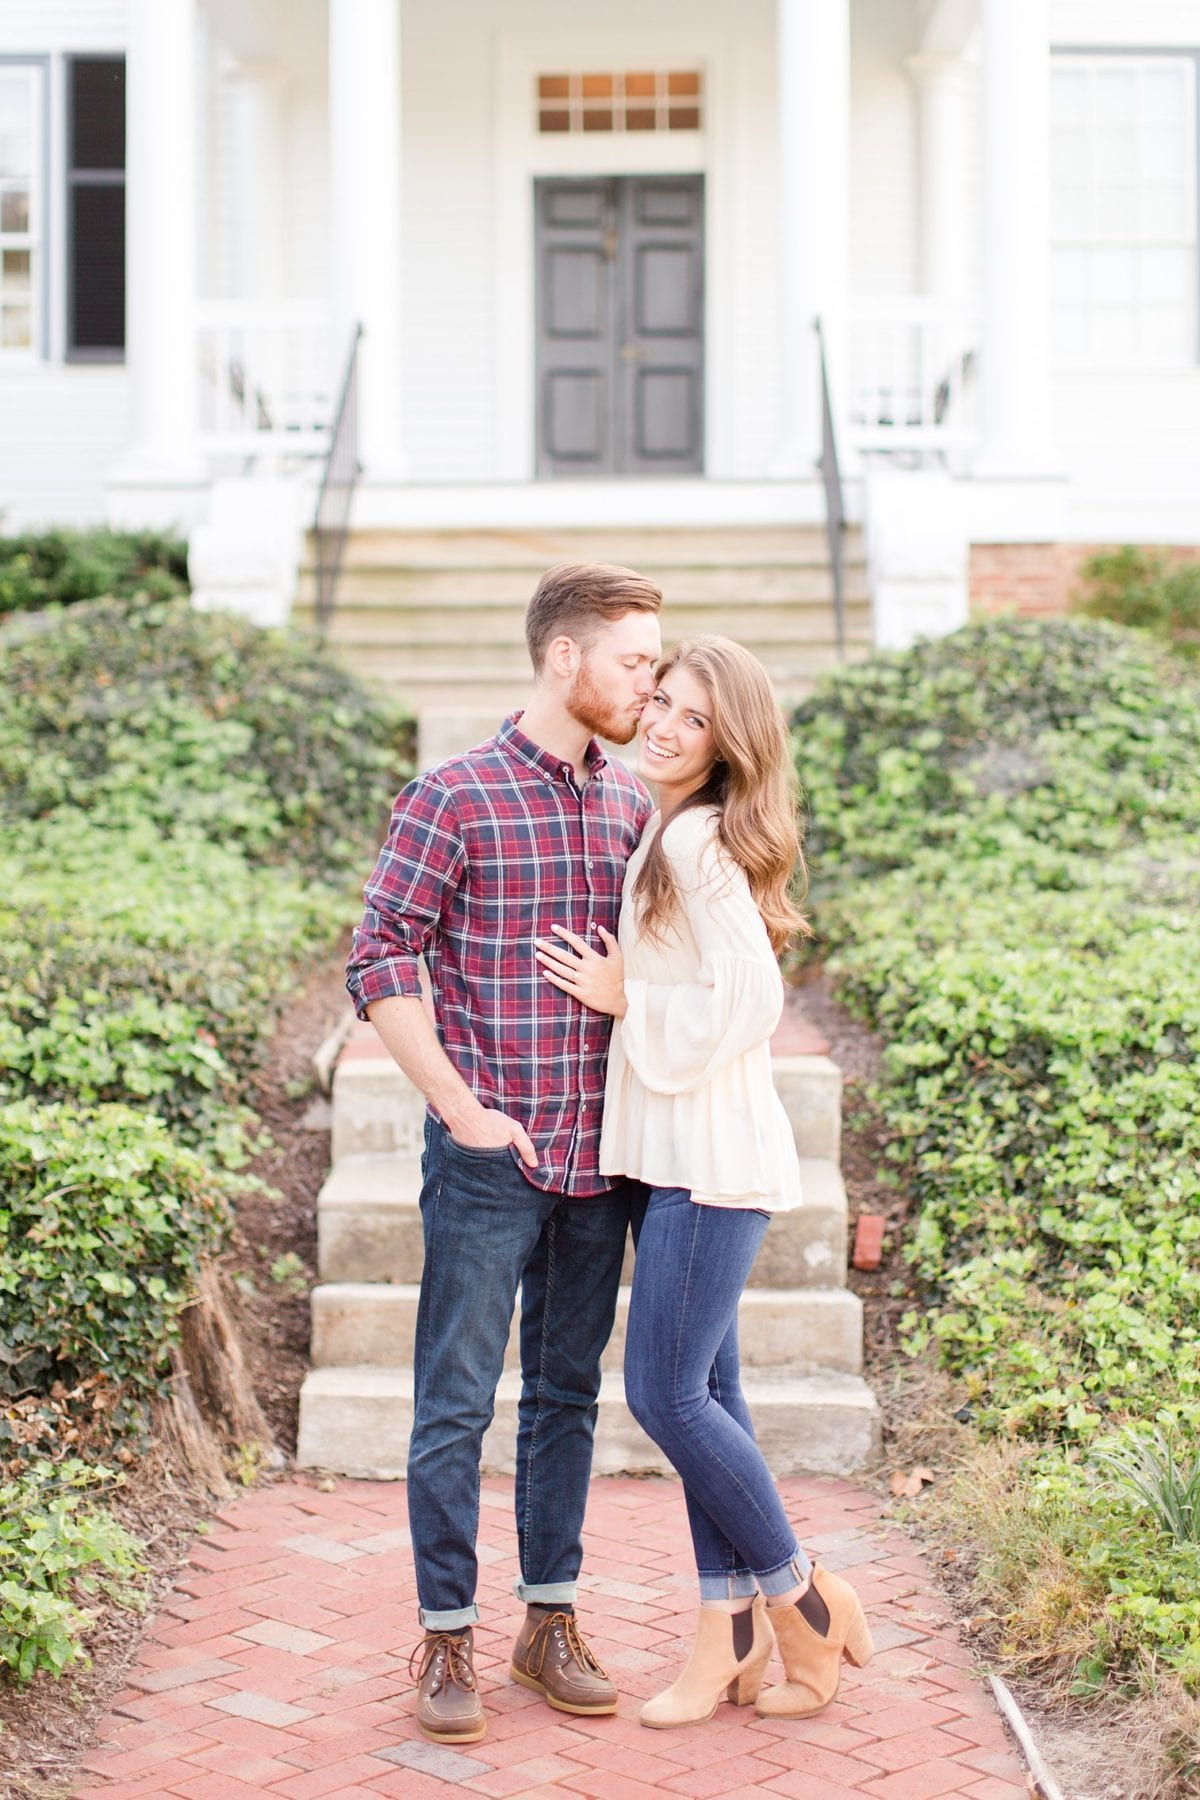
[407,1119,635,1630]
[625,1186,812,1601]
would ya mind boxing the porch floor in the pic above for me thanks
[74,1474,1030,1799]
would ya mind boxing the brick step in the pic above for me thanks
[303,525,860,570]
[330,1053,841,1167]
[317,1153,848,1290]
[310,1281,863,1376]
[295,1365,881,1479]
[294,566,869,609]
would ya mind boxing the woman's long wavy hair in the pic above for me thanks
[632,636,811,955]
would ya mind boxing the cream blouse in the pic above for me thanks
[599,805,803,1212]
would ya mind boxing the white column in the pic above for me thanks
[977,0,1056,475]
[329,0,404,476]
[773,0,851,476]
[228,63,287,298]
[122,0,202,477]
[908,56,973,307]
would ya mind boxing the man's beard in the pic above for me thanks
[566,661,638,744]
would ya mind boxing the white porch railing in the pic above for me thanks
[196,300,333,460]
[847,298,979,457]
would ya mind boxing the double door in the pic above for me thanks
[535,174,705,477]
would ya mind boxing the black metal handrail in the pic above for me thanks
[313,323,363,636]
[814,316,846,662]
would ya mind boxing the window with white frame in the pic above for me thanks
[0,64,41,353]
[1051,55,1198,366]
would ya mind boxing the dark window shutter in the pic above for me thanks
[67,56,125,357]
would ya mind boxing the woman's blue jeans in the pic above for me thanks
[625,1186,812,1601]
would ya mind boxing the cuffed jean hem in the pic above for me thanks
[755,1549,813,1595]
[698,1570,758,1602]
[419,1603,480,1631]
[513,1578,578,1606]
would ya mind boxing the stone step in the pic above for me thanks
[310,1281,863,1375]
[295,1365,881,1479]
[330,1051,840,1168]
[303,524,861,571]
[317,1153,848,1289]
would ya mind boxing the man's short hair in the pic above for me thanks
[525,562,663,671]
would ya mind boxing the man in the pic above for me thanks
[346,562,663,1744]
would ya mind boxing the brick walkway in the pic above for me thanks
[74,1475,1030,1799]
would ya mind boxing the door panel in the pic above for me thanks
[536,178,618,474]
[535,173,704,477]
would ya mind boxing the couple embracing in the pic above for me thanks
[345,562,873,1745]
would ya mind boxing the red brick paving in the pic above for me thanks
[73,1477,1029,1797]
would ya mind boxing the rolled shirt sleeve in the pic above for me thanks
[618,824,784,1097]
[345,773,466,1019]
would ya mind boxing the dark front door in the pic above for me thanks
[535,174,704,477]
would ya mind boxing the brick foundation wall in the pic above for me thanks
[970,543,1200,616]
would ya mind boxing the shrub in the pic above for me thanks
[0,528,187,615]
[0,816,348,1148]
[795,617,1200,1690]
[1074,546,1200,659]
[791,615,1200,882]
[0,1460,144,1680]
[0,593,415,873]
[0,1100,233,1403]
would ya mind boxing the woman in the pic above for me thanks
[535,636,873,1729]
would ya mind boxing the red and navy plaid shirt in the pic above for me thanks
[346,714,652,1196]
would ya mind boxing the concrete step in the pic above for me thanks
[303,525,862,571]
[330,1052,840,1168]
[313,645,870,707]
[310,1281,863,1375]
[317,1153,848,1289]
[295,1365,881,1479]
[294,565,870,609]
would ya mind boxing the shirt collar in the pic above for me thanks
[498,711,608,784]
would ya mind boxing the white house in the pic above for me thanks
[3,0,1200,669]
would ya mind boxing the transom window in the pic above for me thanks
[1051,55,1198,365]
[0,64,41,353]
[536,70,703,135]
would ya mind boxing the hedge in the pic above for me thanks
[794,618,1200,1692]
[0,580,413,1681]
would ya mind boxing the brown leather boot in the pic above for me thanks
[510,1608,618,1715]
[409,1627,486,1743]
[755,1565,875,1719]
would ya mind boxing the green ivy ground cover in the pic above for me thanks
[0,586,413,1680]
[794,618,1200,1694]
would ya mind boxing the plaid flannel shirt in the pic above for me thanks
[346,714,653,1196]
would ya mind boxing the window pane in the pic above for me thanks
[1,187,29,232]
[1143,124,1187,183]
[0,74,32,180]
[1095,68,1138,124]
[1141,244,1191,303]
[1,303,31,347]
[1144,303,1192,358]
[1,247,31,291]
[1094,127,1138,181]
[1053,126,1089,185]
[1053,183,1090,239]
[1052,68,1088,125]
[1144,64,1187,124]
[1142,183,1188,235]
[1093,183,1138,236]
[1093,305,1137,358]
[70,58,125,170]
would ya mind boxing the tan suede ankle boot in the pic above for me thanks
[755,1565,874,1719]
[640,1595,773,1729]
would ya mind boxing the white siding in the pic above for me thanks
[1052,2,1200,49]
[0,366,130,528]
[850,0,920,296]
[0,3,127,54]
